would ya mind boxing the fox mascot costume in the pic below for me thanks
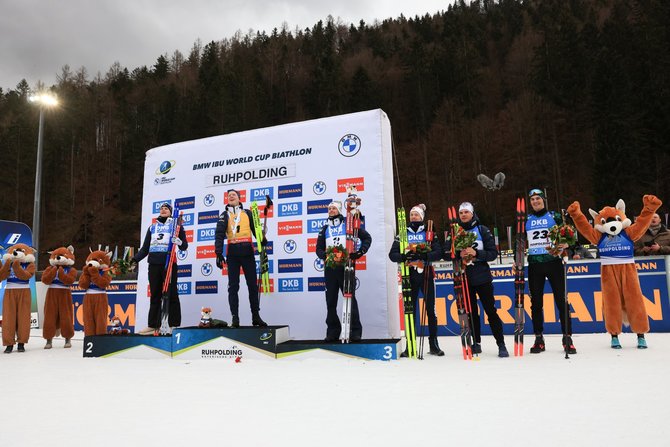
[568,195,662,348]
[42,246,77,348]
[78,250,113,336]
[1,243,36,353]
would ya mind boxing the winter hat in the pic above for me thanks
[410,204,426,220]
[459,202,474,214]
[160,202,173,213]
[328,201,343,214]
[528,188,545,199]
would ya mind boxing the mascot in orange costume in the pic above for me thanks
[568,195,662,349]
[42,246,77,348]
[1,243,36,353]
[78,250,113,336]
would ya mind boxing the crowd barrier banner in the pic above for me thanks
[137,110,398,339]
[415,257,670,336]
[0,220,39,328]
[70,281,137,332]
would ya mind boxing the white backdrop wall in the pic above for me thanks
[136,109,399,339]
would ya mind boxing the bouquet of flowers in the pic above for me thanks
[546,224,577,257]
[326,245,349,268]
[110,258,132,277]
[452,224,477,264]
[409,242,430,254]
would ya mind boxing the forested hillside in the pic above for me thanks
[1,0,668,265]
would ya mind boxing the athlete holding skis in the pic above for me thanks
[524,189,576,354]
[316,200,372,342]
[452,202,509,357]
[133,203,188,333]
[388,204,444,356]
[214,189,267,327]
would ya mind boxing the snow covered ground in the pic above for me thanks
[1,330,668,447]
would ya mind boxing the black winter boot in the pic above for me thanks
[17,343,25,352]
[429,337,445,356]
[562,335,577,354]
[530,335,545,354]
[251,312,267,327]
[4,345,13,354]
[231,315,240,328]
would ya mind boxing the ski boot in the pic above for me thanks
[428,337,445,356]
[4,345,13,354]
[399,349,409,358]
[64,338,72,348]
[44,339,53,350]
[472,343,482,354]
[17,343,25,352]
[251,312,267,327]
[611,335,622,349]
[498,343,509,358]
[231,315,240,328]
[529,335,545,354]
[637,334,648,349]
[562,335,577,354]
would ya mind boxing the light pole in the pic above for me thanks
[28,93,58,269]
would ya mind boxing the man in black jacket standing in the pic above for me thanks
[455,202,509,357]
[316,200,372,342]
[214,189,267,327]
[133,202,188,333]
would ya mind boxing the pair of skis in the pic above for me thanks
[513,198,527,356]
[341,189,362,343]
[447,206,475,360]
[397,207,417,358]
[158,207,184,336]
[251,195,273,294]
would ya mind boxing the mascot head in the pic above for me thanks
[2,243,36,263]
[48,246,75,266]
[85,249,112,269]
[589,199,631,236]
[201,307,212,319]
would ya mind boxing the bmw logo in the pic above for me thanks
[177,249,188,261]
[203,193,215,207]
[201,263,213,276]
[338,134,361,157]
[313,181,327,195]
[355,277,360,290]
[156,160,176,175]
[283,239,297,254]
[314,258,324,272]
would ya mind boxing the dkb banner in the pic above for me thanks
[0,220,39,327]
[413,257,670,336]
[136,110,398,339]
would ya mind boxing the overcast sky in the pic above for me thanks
[0,0,451,92]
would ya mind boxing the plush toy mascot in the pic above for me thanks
[1,244,36,353]
[568,195,662,348]
[42,246,77,348]
[78,250,113,336]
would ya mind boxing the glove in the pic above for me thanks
[349,250,364,260]
[216,254,226,269]
[171,237,182,246]
[405,251,420,261]
[261,237,268,247]
[416,252,428,261]
[400,253,409,262]
[129,259,138,272]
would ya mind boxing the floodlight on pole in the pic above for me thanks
[28,92,59,269]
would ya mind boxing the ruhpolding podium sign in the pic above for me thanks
[136,109,399,339]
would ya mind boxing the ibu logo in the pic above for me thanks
[156,160,176,175]
[177,282,192,295]
[283,239,297,254]
[279,278,303,292]
[307,218,328,233]
[313,181,327,195]
[251,187,274,202]
[278,202,302,217]
[197,228,216,242]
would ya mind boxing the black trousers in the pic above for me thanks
[466,280,504,345]
[227,254,260,316]
[324,267,362,339]
[410,268,438,338]
[148,263,181,328]
[528,258,572,335]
